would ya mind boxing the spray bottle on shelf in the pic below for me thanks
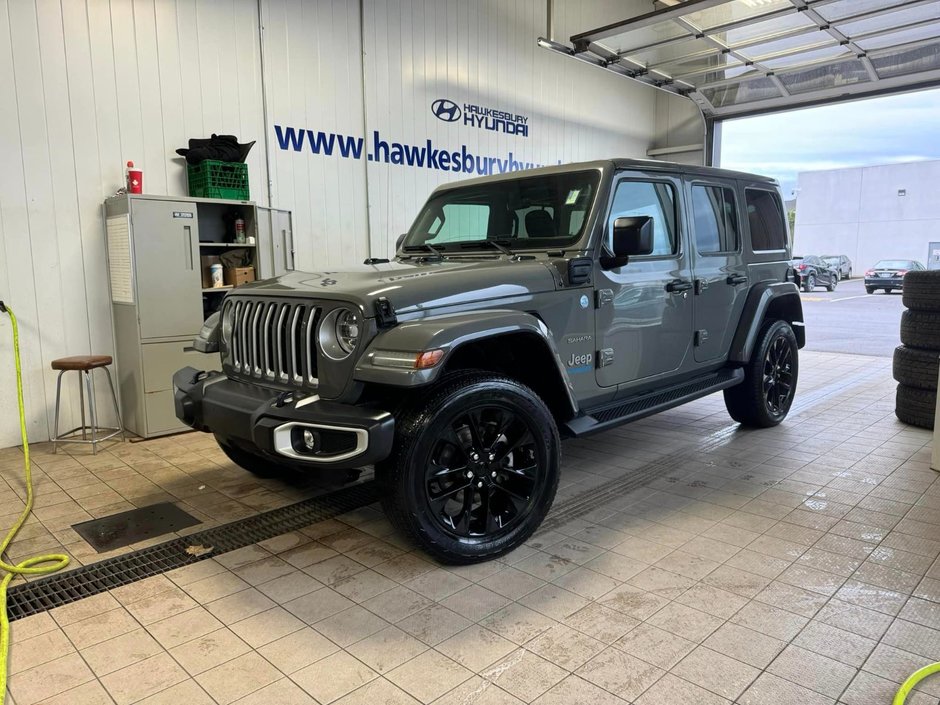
[234,212,246,244]
[126,161,143,194]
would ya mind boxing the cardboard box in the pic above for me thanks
[224,266,256,287]
[201,255,222,288]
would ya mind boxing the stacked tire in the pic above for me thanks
[894,270,940,429]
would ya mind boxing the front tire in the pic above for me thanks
[376,372,560,564]
[827,276,838,292]
[724,320,799,428]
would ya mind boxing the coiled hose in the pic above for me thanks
[0,302,70,705]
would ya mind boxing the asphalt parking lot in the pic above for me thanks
[799,277,903,357]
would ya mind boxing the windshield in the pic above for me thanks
[403,170,600,251]
[875,260,915,269]
[822,256,839,264]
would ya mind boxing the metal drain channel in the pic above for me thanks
[6,481,378,621]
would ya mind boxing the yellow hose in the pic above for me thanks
[895,662,940,705]
[0,304,69,705]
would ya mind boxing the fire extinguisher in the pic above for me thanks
[126,161,143,194]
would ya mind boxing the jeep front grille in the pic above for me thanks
[227,299,320,385]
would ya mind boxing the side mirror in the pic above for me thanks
[601,216,654,269]
[395,233,407,252]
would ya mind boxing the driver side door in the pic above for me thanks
[594,174,694,389]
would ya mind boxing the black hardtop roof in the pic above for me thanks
[439,158,778,192]
[609,158,777,184]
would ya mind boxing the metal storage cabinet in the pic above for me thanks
[104,194,285,438]
[257,206,295,277]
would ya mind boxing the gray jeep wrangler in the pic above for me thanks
[174,159,804,564]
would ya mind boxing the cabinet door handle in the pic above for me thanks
[665,279,693,293]
[727,274,748,286]
[183,225,194,270]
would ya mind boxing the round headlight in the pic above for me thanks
[335,309,361,354]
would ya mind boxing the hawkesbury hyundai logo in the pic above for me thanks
[431,99,461,122]
[431,98,529,137]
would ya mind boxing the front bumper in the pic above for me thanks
[865,277,904,288]
[173,367,394,469]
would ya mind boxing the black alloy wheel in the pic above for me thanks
[377,371,560,564]
[763,335,794,416]
[724,319,799,428]
[425,404,542,539]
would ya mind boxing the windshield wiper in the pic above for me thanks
[401,243,444,259]
[460,239,515,256]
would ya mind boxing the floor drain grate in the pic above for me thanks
[7,480,378,621]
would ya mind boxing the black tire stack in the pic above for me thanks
[894,271,940,428]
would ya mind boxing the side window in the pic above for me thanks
[429,203,489,243]
[609,180,677,257]
[691,184,739,254]
[745,188,787,251]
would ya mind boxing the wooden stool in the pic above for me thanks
[51,355,125,454]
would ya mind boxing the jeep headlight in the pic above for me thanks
[319,307,361,360]
[335,309,361,353]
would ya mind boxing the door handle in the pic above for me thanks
[183,225,194,270]
[665,279,693,293]
[726,274,748,286]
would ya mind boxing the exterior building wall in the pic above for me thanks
[795,160,940,271]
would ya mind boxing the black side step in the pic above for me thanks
[564,368,744,437]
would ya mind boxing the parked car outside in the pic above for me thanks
[793,255,838,292]
[822,254,852,279]
[865,259,925,294]
[173,159,805,564]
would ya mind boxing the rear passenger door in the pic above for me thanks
[686,179,749,363]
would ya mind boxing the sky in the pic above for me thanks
[719,87,940,201]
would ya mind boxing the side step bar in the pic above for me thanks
[564,368,744,437]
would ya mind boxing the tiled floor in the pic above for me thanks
[3,350,940,704]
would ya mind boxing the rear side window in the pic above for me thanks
[745,189,787,251]
[691,185,738,254]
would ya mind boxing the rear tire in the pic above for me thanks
[901,310,940,349]
[896,384,936,429]
[724,320,799,428]
[376,371,560,564]
[866,286,875,294]
[803,275,815,292]
[903,270,940,311]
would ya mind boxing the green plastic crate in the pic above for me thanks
[187,160,250,200]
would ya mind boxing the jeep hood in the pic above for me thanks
[235,257,560,314]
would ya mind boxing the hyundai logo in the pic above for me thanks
[431,99,461,122]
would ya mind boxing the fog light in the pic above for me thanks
[302,428,318,450]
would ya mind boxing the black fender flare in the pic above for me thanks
[353,309,578,416]
[729,282,805,364]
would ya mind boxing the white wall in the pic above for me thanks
[795,160,940,270]
[0,0,703,448]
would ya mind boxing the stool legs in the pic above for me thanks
[52,370,65,454]
[103,366,126,442]
[85,370,98,455]
[52,366,124,453]
[78,372,87,440]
